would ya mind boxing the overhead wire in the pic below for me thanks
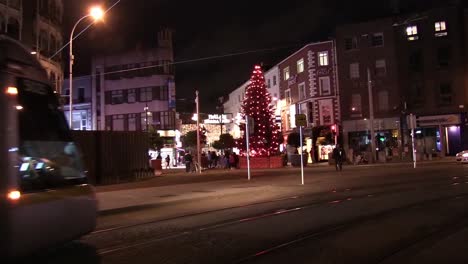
[68,43,306,82]
[48,0,121,60]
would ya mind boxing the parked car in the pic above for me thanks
[455,150,468,162]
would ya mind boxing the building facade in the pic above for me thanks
[394,6,468,156]
[62,76,92,130]
[1,0,64,92]
[278,41,340,161]
[336,18,402,161]
[91,29,177,143]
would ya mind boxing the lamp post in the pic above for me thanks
[68,6,104,128]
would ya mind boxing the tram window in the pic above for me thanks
[17,78,86,193]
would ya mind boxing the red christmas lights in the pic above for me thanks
[237,65,281,157]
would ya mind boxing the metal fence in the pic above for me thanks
[71,131,153,185]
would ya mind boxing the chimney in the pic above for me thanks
[157,28,173,49]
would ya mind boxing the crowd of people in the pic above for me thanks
[181,151,240,173]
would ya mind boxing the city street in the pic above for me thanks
[13,160,468,264]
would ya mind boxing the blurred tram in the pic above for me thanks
[0,35,97,259]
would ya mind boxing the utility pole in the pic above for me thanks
[367,68,376,163]
[196,90,201,174]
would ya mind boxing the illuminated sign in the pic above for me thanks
[203,114,231,124]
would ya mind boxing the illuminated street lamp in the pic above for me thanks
[68,6,104,128]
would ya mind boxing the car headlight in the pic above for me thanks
[462,153,468,157]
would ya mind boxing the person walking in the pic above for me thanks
[332,144,346,171]
[165,155,170,169]
[184,152,193,173]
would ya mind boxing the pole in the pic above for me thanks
[300,126,304,185]
[68,15,91,129]
[246,115,251,181]
[367,68,376,163]
[412,128,416,168]
[144,103,149,131]
[196,90,201,174]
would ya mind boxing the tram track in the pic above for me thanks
[234,192,468,264]
[94,178,467,257]
[91,174,461,236]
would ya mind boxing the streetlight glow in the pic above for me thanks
[90,6,104,21]
[68,6,106,128]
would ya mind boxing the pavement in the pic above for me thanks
[94,157,457,214]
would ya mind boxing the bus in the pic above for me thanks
[0,35,97,259]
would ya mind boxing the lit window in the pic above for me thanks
[297,58,304,73]
[318,51,329,66]
[319,77,331,96]
[298,82,306,100]
[283,67,290,80]
[435,21,447,37]
[406,25,419,41]
[435,21,446,32]
[406,26,418,36]
[350,63,359,79]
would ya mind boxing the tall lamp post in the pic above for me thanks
[69,6,104,128]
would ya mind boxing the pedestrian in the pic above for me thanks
[165,155,170,169]
[184,152,193,173]
[332,144,346,171]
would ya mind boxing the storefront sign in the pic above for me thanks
[318,99,334,126]
[203,114,231,124]
[417,114,460,127]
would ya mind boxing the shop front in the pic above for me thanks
[343,117,402,162]
[413,114,463,156]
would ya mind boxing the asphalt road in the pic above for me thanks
[13,161,468,264]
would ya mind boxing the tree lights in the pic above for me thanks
[237,65,281,157]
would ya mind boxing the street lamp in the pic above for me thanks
[68,6,104,128]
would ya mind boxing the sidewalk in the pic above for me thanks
[94,156,456,215]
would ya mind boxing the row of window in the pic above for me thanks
[104,86,169,105]
[347,45,451,80]
[104,60,174,80]
[282,52,330,81]
[38,0,63,24]
[344,33,384,51]
[284,77,332,104]
[266,75,278,88]
[349,91,389,113]
[406,21,447,40]
[105,111,176,131]
[348,82,454,115]
[348,59,387,79]
[409,82,453,107]
[344,21,448,51]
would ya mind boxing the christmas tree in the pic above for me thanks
[237,65,281,157]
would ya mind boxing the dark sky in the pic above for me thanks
[64,0,459,112]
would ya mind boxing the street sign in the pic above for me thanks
[295,114,307,127]
[407,114,417,130]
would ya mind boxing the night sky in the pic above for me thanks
[64,0,457,112]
